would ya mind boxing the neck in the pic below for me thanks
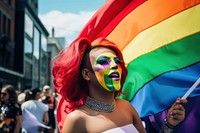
[88,86,116,103]
[89,93,115,104]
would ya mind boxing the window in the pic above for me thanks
[2,15,6,34]
[24,38,33,59]
[41,35,47,52]
[24,61,32,85]
[25,14,33,38]
[7,19,11,38]
[40,35,48,86]
[33,27,40,84]
[33,28,40,59]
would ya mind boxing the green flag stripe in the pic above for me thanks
[120,32,200,101]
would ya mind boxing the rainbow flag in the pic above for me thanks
[78,0,200,132]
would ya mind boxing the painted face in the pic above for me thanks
[89,47,123,91]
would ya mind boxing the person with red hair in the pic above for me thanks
[52,38,187,133]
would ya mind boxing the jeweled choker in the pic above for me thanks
[84,96,116,112]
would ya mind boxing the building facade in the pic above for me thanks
[0,0,49,90]
[47,28,64,88]
[0,0,18,88]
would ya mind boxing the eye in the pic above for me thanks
[96,57,110,65]
[114,57,123,64]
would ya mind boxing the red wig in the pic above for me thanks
[52,37,127,131]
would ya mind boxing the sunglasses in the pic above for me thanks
[1,92,8,96]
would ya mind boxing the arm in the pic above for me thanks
[43,111,49,125]
[160,98,187,133]
[62,111,86,133]
[14,115,22,133]
[130,103,146,133]
[38,111,49,132]
[167,98,187,126]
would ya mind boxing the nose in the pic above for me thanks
[110,61,118,69]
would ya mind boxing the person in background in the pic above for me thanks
[17,92,26,105]
[41,85,57,133]
[0,84,22,133]
[21,88,49,133]
[52,38,187,133]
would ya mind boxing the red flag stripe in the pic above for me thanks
[78,0,146,40]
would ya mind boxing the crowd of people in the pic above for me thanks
[0,84,57,133]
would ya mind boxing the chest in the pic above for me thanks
[85,110,133,133]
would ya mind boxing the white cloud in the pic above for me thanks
[39,10,96,47]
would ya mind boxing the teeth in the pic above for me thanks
[112,74,118,77]
[108,72,119,78]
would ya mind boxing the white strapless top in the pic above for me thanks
[102,124,139,133]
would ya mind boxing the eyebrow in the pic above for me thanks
[96,56,109,63]
[98,56,109,59]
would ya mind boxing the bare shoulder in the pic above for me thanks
[115,98,138,114]
[115,98,133,107]
[62,110,86,133]
[66,110,85,120]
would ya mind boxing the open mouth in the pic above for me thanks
[108,72,120,81]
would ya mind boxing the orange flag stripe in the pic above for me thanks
[106,0,200,50]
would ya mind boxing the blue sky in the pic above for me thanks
[39,0,106,14]
[38,0,106,46]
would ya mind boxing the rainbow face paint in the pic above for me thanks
[92,52,123,92]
